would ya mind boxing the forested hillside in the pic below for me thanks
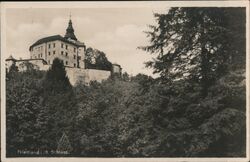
[6,7,246,157]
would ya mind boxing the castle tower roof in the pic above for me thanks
[6,55,16,61]
[64,16,77,41]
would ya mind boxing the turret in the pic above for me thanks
[64,16,77,41]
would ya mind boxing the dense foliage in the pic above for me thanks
[6,58,77,156]
[6,69,246,157]
[6,7,246,157]
[85,47,112,71]
[140,7,245,97]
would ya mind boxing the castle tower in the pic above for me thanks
[64,15,77,41]
[5,55,17,72]
[29,15,86,69]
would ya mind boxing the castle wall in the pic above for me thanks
[6,58,110,86]
[78,46,85,68]
[14,59,49,71]
[30,40,85,68]
[30,43,46,60]
[65,67,111,86]
[65,68,85,85]
[46,40,60,64]
[84,69,111,84]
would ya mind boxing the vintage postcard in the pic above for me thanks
[1,1,249,162]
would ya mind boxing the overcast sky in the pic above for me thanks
[5,4,170,76]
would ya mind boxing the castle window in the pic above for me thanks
[78,56,81,60]
[65,61,68,65]
[48,44,51,48]
[61,43,64,48]
[74,63,76,67]
[41,54,43,58]
[48,52,51,56]
[65,52,68,56]
[74,55,76,59]
[74,48,76,52]
[53,51,55,55]
[66,45,68,50]
[61,51,63,55]
[53,43,55,48]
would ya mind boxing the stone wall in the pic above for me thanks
[65,67,111,86]
[6,59,111,86]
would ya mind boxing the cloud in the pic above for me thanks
[6,22,45,59]
[6,16,156,76]
[85,24,154,76]
[6,16,102,59]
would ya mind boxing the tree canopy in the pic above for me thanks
[85,47,112,71]
[6,7,246,157]
[140,7,246,96]
[44,58,71,93]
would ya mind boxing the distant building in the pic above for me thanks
[6,55,49,72]
[29,18,86,68]
[5,55,16,71]
[6,17,122,85]
[112,63,122,75]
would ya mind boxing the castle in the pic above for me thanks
[6,17,122,85]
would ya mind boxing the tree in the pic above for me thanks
[6,63,18,80]
[44,58,71,92]
[140,7,246,97]
[122,72,130,81]
[131,73,154,92]
[6,68,47,156]
[19,61,39,73]
[138,7,246,157]
[41,58,77,154]
[85,47,112,71]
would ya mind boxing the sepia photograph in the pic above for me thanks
[1,1,249,162]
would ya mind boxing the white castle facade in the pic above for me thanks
[6,18,122,85]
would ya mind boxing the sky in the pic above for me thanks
[5,4,170,76]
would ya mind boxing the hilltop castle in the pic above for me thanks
[6,17,122,85]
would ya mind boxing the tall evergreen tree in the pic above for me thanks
[140,7,246,97]
[44,58,71,94]
[42,58,77,154]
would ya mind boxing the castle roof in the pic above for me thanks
[30,17,85,51]
[29,35,85,51]
[6,56,48,65]
[64,19,77,41]
[6,55,16,61]
[15,58,48,64]
[112,63,121,67]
